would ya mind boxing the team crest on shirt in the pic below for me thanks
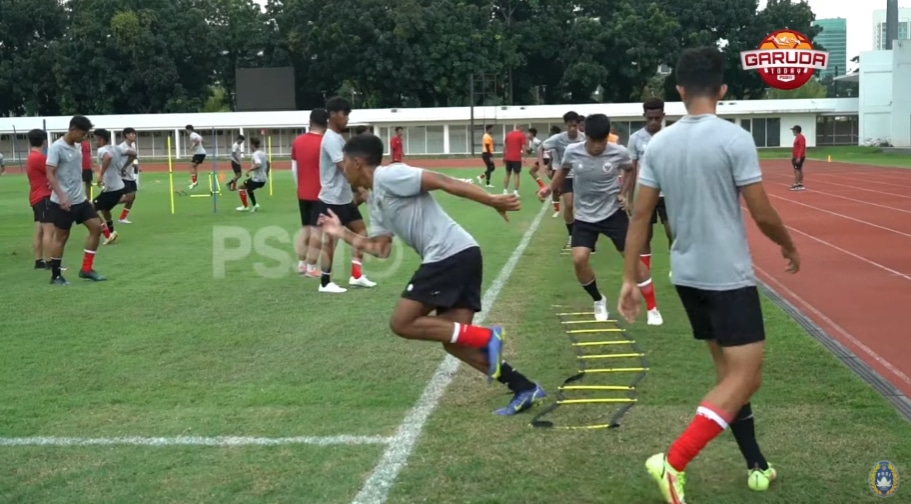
[602,161,614,173]
[869,460,899,497]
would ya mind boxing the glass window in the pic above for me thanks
[448,125,468,154]
[751,118,767,147]
[426,126,445,154]
[766,118,781,147]
[408,126,427,155]
[742,120,751,132]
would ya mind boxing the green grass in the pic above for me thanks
[759,145,911,167]
[0,167,909,503]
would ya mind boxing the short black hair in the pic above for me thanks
[485,124,494,131]
[529,128,538,136]
[643,97,665,112]
[94,128,111,142]
[236,134,245,140]
[185,124,194,131]
[70,115,93,132]
[395,126,403,132]
[122,127,136,136]
[584,114,611,141]
[562,111,580,124]
[675,47,725,98]
[325,96,351,114]
[549,125,561,135]
[354,125,368,135]
[27,129,47,147]
[251,138,261,148]
[343,134,383,167]
[310,108,329,127]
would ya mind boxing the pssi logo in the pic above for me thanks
[740,29,828,90]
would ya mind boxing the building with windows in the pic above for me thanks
[874,8,911,50]
[813,18,847,77]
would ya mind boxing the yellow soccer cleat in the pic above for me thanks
[747,463,777,491]
[645,453,687,504]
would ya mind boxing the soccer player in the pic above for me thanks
[618,47,800,503]
[608,125,619,144]
[390,126,404,163]
[477,124,495,187]
[227,134,245,191]
[93,129,135,245]
[185,124,206,190]
[577,115,586,133]
[26,129,53,270]
[539,112,584,247]
[81,139,93,197]
[628,98,672,275]
[292,109,329,277]
[45,115,107,285]
[316,96,377,293]
[539,114,662,325]
[0,150,5,175]
[236,138,268,212]
[117,128,139,223]
[790,125,806,191]
[318,133,547,415]
[502,124,525,196]
[543,126,561,217]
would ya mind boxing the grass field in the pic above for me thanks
[1,165,910,504]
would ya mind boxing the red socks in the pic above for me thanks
[451,323,492,348]
[667,401,732,472]
[81,250,96,273]
[119,208,129,220]
[351,260,363,279]
[534,178,546,190]
[100,223,111,239]
[638,278,658,310]
[640,254,651,268]
[553,200,560,212]
[191,174,198,184]
[238,190,248,207]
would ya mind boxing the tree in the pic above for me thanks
[764,78,826,99]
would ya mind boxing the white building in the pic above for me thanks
[873,8,911,50]
[0,98,861,161]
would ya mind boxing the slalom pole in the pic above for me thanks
[211,128,218,214]
[267,136,274,197]
[168,135,176,214]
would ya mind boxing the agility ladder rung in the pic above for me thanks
[582,367,648,374]
[559,385,633,391]
[566,328,624,334]
[572,341,634,347]
[556,312,599,316]
[577,353,644,360]
[561,320,619,325]
[557,398,636,405]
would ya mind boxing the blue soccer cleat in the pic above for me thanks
[494,383,547,416]
[486,325,504,384]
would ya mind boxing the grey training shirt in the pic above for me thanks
[318,129,353,205]
[47,138,86,205]
[562,141,634,223]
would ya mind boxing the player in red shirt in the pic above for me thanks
[292,108,329,277]
[81,139,93,198]
[502,125,526,197]
[790,125,806,191]
[27,129,54,270]
[390,127,404,163]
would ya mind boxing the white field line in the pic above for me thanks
[0,435,392,447]
[351,202,550,504]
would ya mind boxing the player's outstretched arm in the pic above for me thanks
[419,170,516,212]
[741,183,800,273]
[317,209,393,259]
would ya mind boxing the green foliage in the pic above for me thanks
[764,78,827,99]
[0,0,823,114]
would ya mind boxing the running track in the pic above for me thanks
[752,159,911,405]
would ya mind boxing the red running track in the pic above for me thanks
[750,159,911,399]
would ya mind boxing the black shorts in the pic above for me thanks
[792,157,805,170]
[675,285,765,347]
[505,160,522,174]
[402,246,483,313]
[571,210,629,251]
[318,200,363,226]
[543,157,552,167]
[298,199,319,226]
[482,153,494,170]
[243,179,266,191]
[231,161,242,175]
[49,200,97,230]
[93,189,125,211]
[651,196,668,224]
[82,170,93,183]
[122,180,137,193]
[191,154,207,165]
[32,197,52,223]
[560,176,574,194]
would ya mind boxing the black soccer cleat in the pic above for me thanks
[50,276,70,286]
[78,269,107,282]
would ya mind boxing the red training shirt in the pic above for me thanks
[792,134,806,158]
[292,132,323,201]
[81,141,91,170]
[503,130,526,162]
[390,135,404,162]
[27,151,51,205]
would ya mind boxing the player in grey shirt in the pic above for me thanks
[117,127,139,224]
[235,138,268,213]
[227,134,245,190]
[617,47,800,502]
[627,98,673,277]
[315,96,377,293]
[92,129,134,246]
[185,124,207,190]
[540,114,662,326]
[539,111,584,247]
[318,133,546,415]
[45,115,107,284]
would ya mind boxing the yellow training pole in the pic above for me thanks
[267,136,274,197]
[167,136,176,214]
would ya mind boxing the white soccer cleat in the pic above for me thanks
[103,231,119,245]
[235,206,248,212]
[513,190,520,198]
[319,282,347,293]
[503,189,509,195]
[668,270,673,280]
[250,204,259,213]
[188,182,198,190]
[349,275,377,288]
[118,219,131,224]
[647,308,664,326]
[593,297,609,321]
[552,211,560,218]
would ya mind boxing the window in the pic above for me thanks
[407,126,427,155]
[426,126,445,154]
[816,115,858,146]
[745,118,781,147]
[448,125,468,154]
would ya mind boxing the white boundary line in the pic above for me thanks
[351,202,550,504]
[0,435,392,447]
